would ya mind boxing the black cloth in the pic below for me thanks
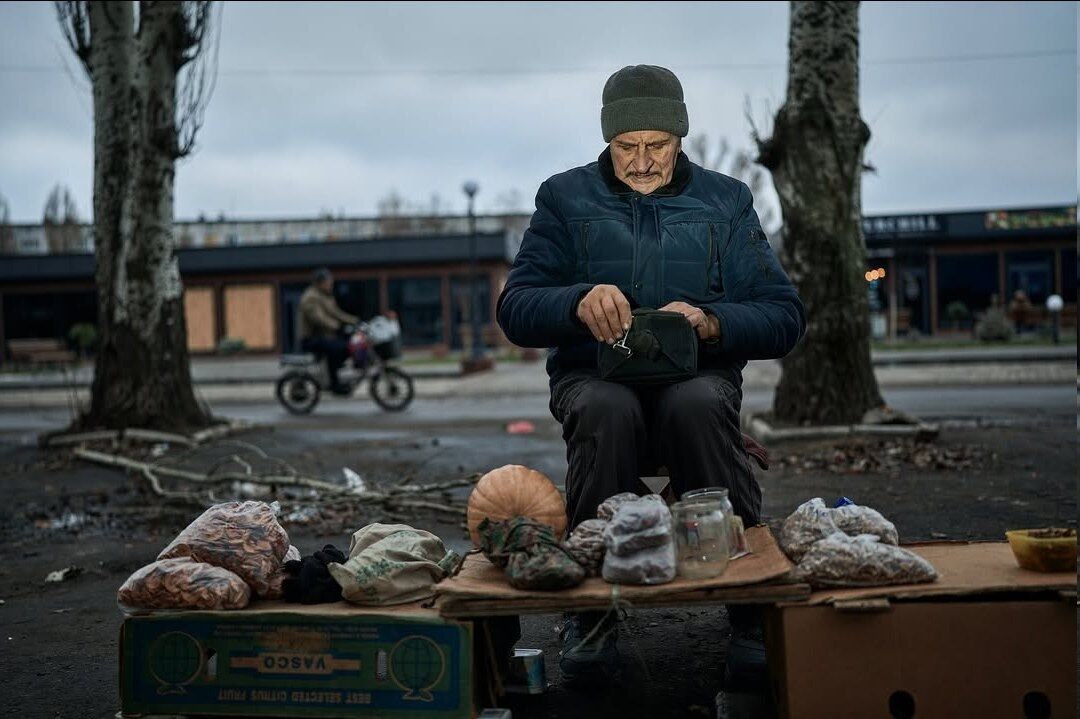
[282,544,346,604]
[301,336,349,389]
[550,370,761,530]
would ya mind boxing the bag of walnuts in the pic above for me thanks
[157,501,290,597]
[118,557,250,611]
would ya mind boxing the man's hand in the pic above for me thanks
[577,285,632,344]
[659,301,719,340]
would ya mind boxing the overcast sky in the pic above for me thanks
[0,1,1076,223]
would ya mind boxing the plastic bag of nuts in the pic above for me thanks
[157,501,290,597]
[794,532,937,588]
[118,557,251,611]
[563,519,607,576]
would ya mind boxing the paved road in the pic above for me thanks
[1,383,1073,442]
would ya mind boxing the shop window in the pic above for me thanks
[936,253,998,330]
[1060,248,1076,304]
[334,279,380,322]
[1006,250,1054,305]
[387,277,443,346]
[2,290,96,349]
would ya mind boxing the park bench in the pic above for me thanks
[6,338,77,368]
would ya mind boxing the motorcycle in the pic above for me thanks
[276,315,415,414]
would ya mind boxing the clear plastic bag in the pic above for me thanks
[563,519,607,576]
[602,541,676,585]
[831,504,898,545]
[601,498,676,584]
[596,492,642,520]
[794,532,937,588]
[157,501,290,597]
[118,557,251,611]
[780,498,898,562]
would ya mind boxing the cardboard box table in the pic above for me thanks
[765,541,1077,719]
[118,526,804,718]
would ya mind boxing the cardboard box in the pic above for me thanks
[765,542,1077,719]
[119,602,473,718]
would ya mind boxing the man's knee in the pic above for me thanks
[565,380,644,432]
[658,376,739,429]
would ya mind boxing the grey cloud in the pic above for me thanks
[0,1,1075,222]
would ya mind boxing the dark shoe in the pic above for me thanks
[725,607,767,690]
[330,382,353,397]
[558,610,619,689]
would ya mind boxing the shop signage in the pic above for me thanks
[861,214,944,237]
[984,206,1076,231]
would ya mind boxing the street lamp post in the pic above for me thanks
[1046,294,1063,345]
[462,181,488,370]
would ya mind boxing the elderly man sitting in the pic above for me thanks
[496,64,806,688]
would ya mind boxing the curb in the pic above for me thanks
[0,367,463,391]
[743,414,941,445]
[870,348,1075,366]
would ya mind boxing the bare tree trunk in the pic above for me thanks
[758,1,883,425]
[81,1,211,432]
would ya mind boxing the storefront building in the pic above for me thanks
[1,204,1074,359]
[0,231,512,357]
[863,205,1076,338]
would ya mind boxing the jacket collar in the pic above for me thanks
[598,146,693,197]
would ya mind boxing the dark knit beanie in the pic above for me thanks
[601,65,689,142]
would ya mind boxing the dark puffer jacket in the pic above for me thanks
[497,148,806,388]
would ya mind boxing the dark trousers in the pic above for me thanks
[301,336,349,387]
[551,371,762,530]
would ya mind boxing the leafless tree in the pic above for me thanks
[42,184,82,252]
[686,134,780,237]
[756,1,884,425]
[56,1,221,432]
[0,192,13,254]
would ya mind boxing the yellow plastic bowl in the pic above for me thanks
[1005,528,1077,573]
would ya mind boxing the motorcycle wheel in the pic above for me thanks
[369,367,414,411]
[276,371,321,415]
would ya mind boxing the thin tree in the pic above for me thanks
[56,1,220,432]
[0,192,12,254]
[42,184,82,252]
[755,1,884,425]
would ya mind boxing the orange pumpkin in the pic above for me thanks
[466,464,567,546]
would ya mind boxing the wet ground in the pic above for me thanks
[0,386,1075,719]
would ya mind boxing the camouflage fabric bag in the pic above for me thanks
[478,517,585,590]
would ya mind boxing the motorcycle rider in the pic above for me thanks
[298,268,359,395]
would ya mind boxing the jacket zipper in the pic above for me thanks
[581,221,590,281]
[706,223,715,291]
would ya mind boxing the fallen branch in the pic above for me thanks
[44,421,253,449]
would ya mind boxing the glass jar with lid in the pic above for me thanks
[671,497,731,580]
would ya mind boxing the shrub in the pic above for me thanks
[67,323,97,354]
[945,301,970,328]
[974,306,1014,342]
[216,336,247,355]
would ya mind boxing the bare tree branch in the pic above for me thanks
[175,1,221,157]
[55,1,92,74]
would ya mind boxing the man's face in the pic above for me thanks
[610,130,679,195]
[318,277,334,293]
